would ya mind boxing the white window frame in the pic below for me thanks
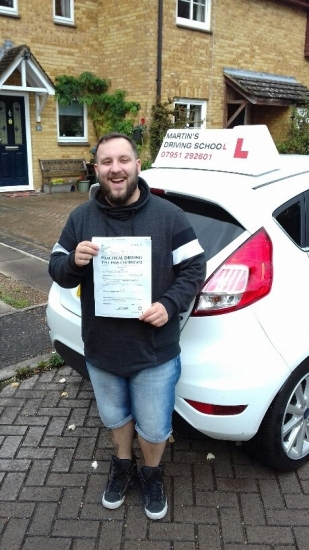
[0,0,18,16]
[174,99,207,129]
[176,0,211,32]
[294,107,309,128]
[57,100,88,144]
[53,0,74,26]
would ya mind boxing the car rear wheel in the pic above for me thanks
[244,359,309,471]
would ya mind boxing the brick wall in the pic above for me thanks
[96,0,309,143]
[97,0,158,122]
[209,0,308,135]
[1,0,99,189]
[1,0,309,190]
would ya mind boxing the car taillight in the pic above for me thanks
[193,228,273,316]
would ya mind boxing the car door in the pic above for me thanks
[0,95,29,186]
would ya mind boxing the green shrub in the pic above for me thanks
[55,72,140,139]
[276,100,309,154]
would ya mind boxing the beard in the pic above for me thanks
[100,175,139,206]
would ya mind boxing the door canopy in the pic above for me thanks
[224,68,309,128]
[0,44,55,121]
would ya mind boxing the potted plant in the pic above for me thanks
[77,176,90,192]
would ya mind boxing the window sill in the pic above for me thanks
[58,141,90,147]
[176,17,211,33]
[0,11,20,18]
[54,19,76,28]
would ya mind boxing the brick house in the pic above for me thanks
[1,0,309,193]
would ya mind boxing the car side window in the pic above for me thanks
[273,194,306,248]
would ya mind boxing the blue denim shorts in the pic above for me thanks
[86,356,181,443]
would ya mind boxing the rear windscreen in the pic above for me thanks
[160,193,245,260]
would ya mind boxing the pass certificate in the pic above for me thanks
[92,236,152,318]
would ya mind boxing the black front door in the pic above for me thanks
[0,95,29,187]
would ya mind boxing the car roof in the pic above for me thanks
[143,154,309,196]
[250,155,309,206]
[143,126,309,229]
[142,157,309,231]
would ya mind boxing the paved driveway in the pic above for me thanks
[0,192,88,259]
[1,364,309,550]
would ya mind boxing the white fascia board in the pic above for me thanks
[26,58,55,95]
[0,55,55,95]
[1,85,52,93]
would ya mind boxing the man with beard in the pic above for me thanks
[49,132,206,520]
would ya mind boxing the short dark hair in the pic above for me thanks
[95,132,138,160]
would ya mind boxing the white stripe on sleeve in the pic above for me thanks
[51,242,70,255]
[172,239,204,265]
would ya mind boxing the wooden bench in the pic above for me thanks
[39,158,88,193]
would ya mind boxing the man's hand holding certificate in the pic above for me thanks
[92,236,152,318]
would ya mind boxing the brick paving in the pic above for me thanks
[2,365,309,550]
[0,192,88,258]
[0,191,309,549]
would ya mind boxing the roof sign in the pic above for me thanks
[153,125,281,176]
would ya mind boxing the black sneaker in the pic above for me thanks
[102,455,137,509]
[139,464,167,520]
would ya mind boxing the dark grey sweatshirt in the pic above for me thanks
[49,178,206,376]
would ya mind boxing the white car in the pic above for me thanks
[47,125,309,471]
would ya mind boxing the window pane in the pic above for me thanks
[174,103,188,126]
[0,0,13,6]
[174,102,204,128]
[0,101,8,145]
[188,104,202,127]
[55,0,71,18]
[59,102,84,137]
[13,101,22,144]
[193,0,205,22]
[59,103,82,116]
[178,0,190,19]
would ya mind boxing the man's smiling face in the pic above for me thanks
[95,137,141,206]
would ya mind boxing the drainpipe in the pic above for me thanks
[156,0,163,104]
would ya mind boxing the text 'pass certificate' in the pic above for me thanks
[92,236,152,318]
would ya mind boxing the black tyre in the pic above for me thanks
[244,359,309,471]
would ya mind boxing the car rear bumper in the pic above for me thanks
[176,313,291,440]
[46,284,87,377]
